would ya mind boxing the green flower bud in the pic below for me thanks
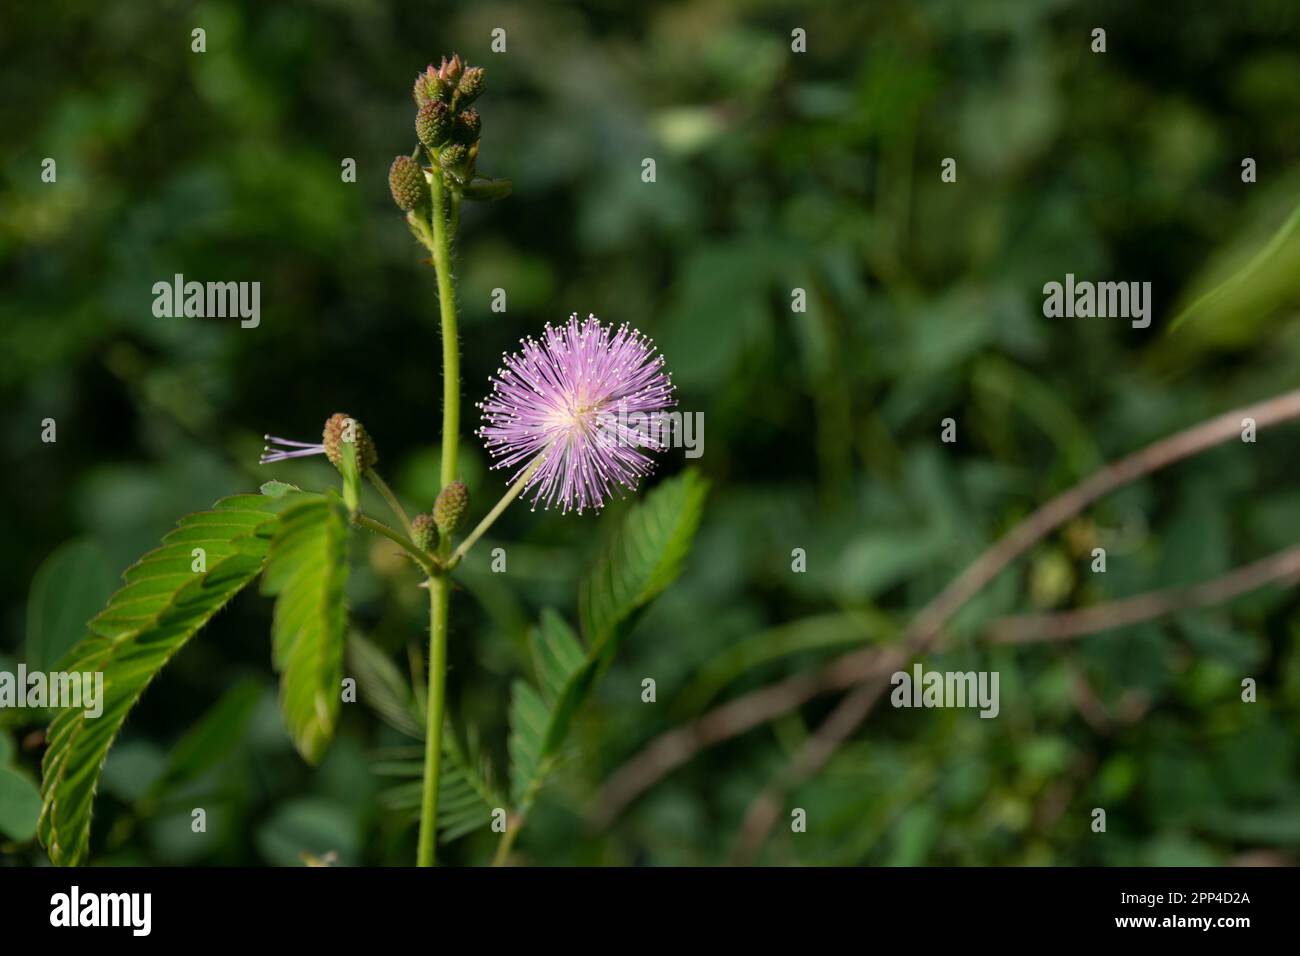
[410,513,438,552]
[416,100,453,149]
[454,109,481,145]
[438,143,470,185]
[322,413,378,473]
[434,481,470,536]
[388,155,429,212]
[455,67,485,107]
[413,65,449,106]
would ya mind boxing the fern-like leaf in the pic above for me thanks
[373,726,504,844]
[260,493,350,764]
[38,492,299,866]
[507,610,598,813]
[508,470,709,815]
[346,633,422,739]
[578,468,709,654]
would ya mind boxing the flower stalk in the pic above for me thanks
[447,453,546,569]
[417,107,463,869]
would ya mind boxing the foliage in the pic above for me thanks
[4,0,1300,866]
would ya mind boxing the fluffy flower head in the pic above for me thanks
[477,314,675,513]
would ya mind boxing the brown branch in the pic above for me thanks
[727,547,1300,862]
[589,389,1300,839]
[990,543,1300,643]
[728,388,1300,861]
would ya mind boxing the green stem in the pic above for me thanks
[492,817,521,866]
[447,453,545,568]
[366,470,413,538]
[407,641,426,717]
[430,176,460,488]
[417,170,461,867]
[417,575,450,866]
[353,514,436,576]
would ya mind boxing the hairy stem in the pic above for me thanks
[366,470,413,538]
[417,575,450,866]
[417,170,461,867]
[353,514,436,576]
[430,176,460,488]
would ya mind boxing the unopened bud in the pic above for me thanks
[388,155,429,212]
[322,413,378,473]
[456,67,485,107]
[416,100,453,149]
[439,143,470,185]
[434,481,470,536]
[438,54,464,86]
[410,513,437,552]
[413,65,449,106]
[454,109,481,144]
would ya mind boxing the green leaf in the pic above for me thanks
[260,480,300,499]
[505,474,709,817]
[38,493,296,866]
[438,728,503,842]
[507,611,596,811]
[261,494,350,765]
[255,797,359,866]
[146,678,263,800]
[578,468,709,654]
[462,176,512,201]
[25,538,116,674]
[372,727,505,844]
[0,766,41,842]
[346,633,422,738]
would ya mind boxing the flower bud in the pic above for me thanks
[434,481,470,536]
[437,54,464,86]
[438,143,470,185]
[455,67,485,107]
[322,413,378,473]
[413,65,449,106]
[388,155,429,212]
[416,100,453,149]
[410,513,438,552]
[454,109,481,145]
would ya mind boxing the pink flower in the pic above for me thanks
[477,314,675,513]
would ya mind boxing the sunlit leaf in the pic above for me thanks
[38,492,301,866]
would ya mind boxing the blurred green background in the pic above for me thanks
[4,0,1300,866]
